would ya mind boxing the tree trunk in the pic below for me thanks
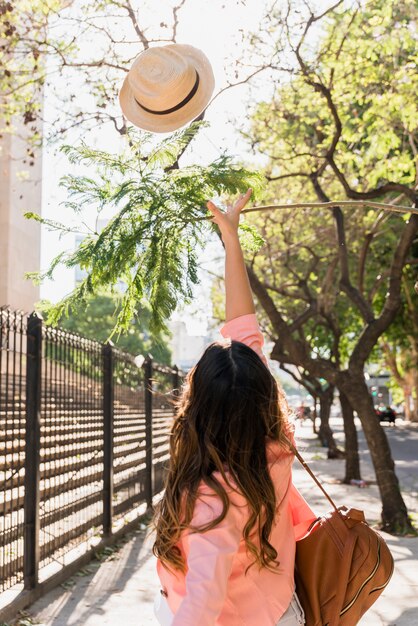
[339,390,361,483]
[412,396,418,422]
[318,386,342,458]
[312,396,318,434]
[411,368,418,423]
[405,369,418,422]
[403,389,412,422]
[340,373,413,533]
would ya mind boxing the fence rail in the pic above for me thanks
[0,306,179,596]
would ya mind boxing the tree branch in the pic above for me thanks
[172,0,187,41]
[381,341,404,387]
[208,64,272,108]
[358,232,374,295]
[349,214,418,368]
[327,156,417,203]
[264,281,310,302]
[246,264,337,382]
[293,8,417,205]
[294,2,344,165]
[266,172,310,182]
[279,363,322,399]
[310,175,375,322]
[245,265,290,338]
[288,304,317,333]
[236,200,417,217]
[118,0,149,49]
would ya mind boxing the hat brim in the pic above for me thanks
[119,44,215,133]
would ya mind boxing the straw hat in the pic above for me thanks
[119,44,215,133]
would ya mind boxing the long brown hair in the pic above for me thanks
[152,338,291,573]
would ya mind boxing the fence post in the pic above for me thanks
[102,343,114,537]
[172,364,179,399]
[23,312,42,590]
[144,356,153,511]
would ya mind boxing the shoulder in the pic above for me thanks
[265,436,294,466]
[193,474,248,527]
[219,313,263,341]
[219,313,268,368]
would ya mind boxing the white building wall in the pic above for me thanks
[169,319,216,370]
[0,127,42,311]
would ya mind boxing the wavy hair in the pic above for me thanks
[152,338,292,574]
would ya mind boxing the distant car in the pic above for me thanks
[375,406,396,424]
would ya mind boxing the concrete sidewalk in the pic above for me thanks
[13,418,418,626]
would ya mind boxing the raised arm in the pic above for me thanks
[207,189,254,322]
[207,189,268,367]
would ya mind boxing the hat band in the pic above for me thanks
[134,71,200,116]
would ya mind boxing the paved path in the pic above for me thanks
[14,418,418,626]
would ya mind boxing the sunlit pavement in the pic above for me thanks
[18,417,418,626]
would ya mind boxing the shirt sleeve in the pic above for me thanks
[288,481,318,541]
[220,313,268,368]
[172,492,242,626]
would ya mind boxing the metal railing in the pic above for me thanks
[0,306,180,594]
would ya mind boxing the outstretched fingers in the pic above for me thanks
[207,200,222,223]
[206,189,253,237]
[233,188,253,213]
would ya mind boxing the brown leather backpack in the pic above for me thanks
[292,447,394,626]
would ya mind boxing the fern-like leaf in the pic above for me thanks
[26,123,264,335]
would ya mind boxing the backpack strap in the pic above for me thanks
[287,439,339,513]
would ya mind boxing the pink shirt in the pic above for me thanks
[157,313,317,626]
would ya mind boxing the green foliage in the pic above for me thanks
[241,0,418,373]
[38,292,172,364]
[0,0,64,142]
[237,222,265,253]
[252,0,417,190]
[27,122,264,333]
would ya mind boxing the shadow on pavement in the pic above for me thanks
[24,526,157,626]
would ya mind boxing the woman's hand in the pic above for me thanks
[207,189,255,320]
[207,188,253,242]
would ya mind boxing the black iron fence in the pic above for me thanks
[0,306,180,595]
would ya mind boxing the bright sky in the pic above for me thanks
[40,0,277,334]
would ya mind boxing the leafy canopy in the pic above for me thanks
[244,0,417,357]
[251,0,417,189]
[27,122,264,334]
